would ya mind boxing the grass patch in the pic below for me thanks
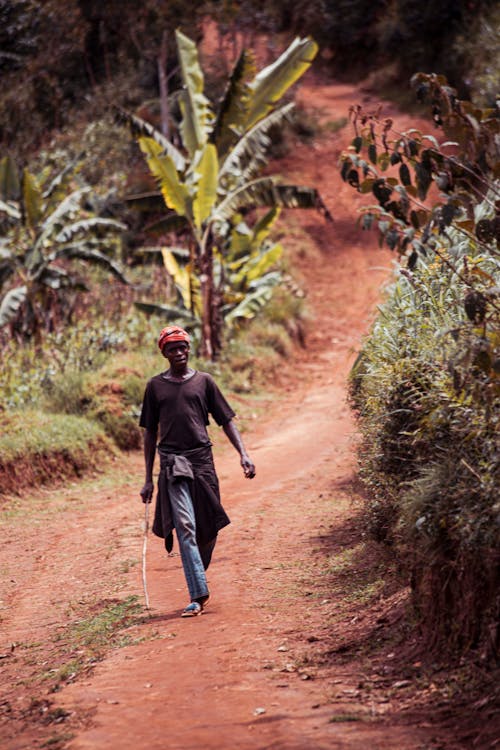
[0,410,109,460]
[46,596,144,688]
[329,713,365,723]
[0,410,115,497]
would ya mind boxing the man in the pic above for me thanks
[139,325,256,617]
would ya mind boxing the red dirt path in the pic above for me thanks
[0,80,483,750]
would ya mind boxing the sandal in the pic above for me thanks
[181,601,203,617]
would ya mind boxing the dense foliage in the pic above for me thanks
[0,155,127,341]
[343,76,499,655]
[1,0,498,159]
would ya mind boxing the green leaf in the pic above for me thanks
[139,137,189,218]
[0,156,20,201]
[232,242,283,286]
[415,163,432,200]
[55,217,126,243]
[213,49,255,158]
[360,179,375,194]
[55,245,129,284]
[214,178,332,223]
[134,300,199,326]
[219,103,294,185]
[340,160,351,182]
[378,152,390,171]
[368,144,377,165]
[22,169,43,231]
[0,199,21,220]
[225,282,276,326]
[0,285,27,326]
[252,206,281,249]
[116,107,186,172]
[192,144,219,229]
[245,37,318,130]
[352,136,363,153]
[37,187,91,246]
[161,247,201,316]
[399,163,412,186]
[175,29,214,157]
[39,266,88,291]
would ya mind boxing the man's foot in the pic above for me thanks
[181,601,203,617]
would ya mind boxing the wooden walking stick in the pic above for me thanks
[142,502,151,610]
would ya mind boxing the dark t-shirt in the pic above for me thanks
[139,370,236,452]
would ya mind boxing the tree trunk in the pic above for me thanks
[199,229,225,360]
[199,235,214,360]
[158,30,169,138]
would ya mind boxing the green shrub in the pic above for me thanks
[351,222,499,655]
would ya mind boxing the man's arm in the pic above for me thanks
[140,426,158,503]
[222,420,256,479]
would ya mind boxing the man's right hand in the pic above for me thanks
[140,481,154,504]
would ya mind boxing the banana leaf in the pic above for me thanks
[231,242,283,287]
[175,30,214,157]
[134,300,200,327]
[213,49,255,159]
[55,217,126,243]
[252,207,281,250]
[22,169,43,231]
[224,281,277,326]
[246,37,318,130]
[161,247,202,318]
[42,158,81,199]
[0,199,21,220]
[0,156,21,201]
[54,245,129,284]
[116,107,186,172]
[0,285,27,326]
[192,143,219,229]
[215,178,333,222]
[36,187,91,250]
[38,266,89,291]
[139,137,189,218]
[219,103,294,184]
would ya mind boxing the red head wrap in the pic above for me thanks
[158,325,190,352]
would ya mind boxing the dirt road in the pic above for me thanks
[1,81,462,749]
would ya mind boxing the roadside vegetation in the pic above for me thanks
[343,75,499,658]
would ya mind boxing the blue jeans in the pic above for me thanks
[168,477,214,602]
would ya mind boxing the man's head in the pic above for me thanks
[158,325,190,355]
[158,326,191,371]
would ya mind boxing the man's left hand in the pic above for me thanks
[241,456,256,479]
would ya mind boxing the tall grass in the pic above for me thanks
[351,205,499,657]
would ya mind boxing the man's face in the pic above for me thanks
[162,341,190,369]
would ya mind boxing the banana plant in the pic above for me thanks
[0,156,127,341]
[122,30,331,359]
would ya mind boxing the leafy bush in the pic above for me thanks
[350,225,499,655]
[343,74,499,656]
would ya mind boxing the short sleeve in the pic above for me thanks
[205,375,236,426]
[139,380,159,430]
